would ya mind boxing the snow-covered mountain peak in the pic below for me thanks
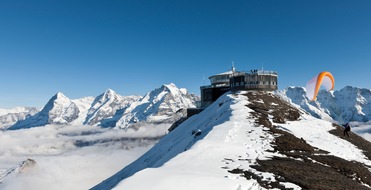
[84,91,123,125]
[162,83,177,91]
[97,89,120,103]
[55,92,67,99]
[154,83,186,98]
[113,84,199,129]
[335,86,370,103]
[284,86,306,96]
[103,88,116,97]
[141,83,180,103]
[8,92,80,130]
[279,86,371,122]
[47,92,69,106]
[49,92,73,107]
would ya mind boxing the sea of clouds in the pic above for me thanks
[0,124,169,190]
[350,121,371,141]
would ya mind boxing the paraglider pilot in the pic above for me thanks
[343,123,351,137]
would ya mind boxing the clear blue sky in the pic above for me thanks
[1,0,370,108]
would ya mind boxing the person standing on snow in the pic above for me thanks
[343,123,351,137]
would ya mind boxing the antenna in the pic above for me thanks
[261,62,264,71]
[231,61,235,73]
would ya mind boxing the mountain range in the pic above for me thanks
[278,86,371,123]
[1,85,369,131]
[2,83,199,130]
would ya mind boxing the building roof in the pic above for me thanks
[210,70,234,77]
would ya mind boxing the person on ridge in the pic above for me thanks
[343,123,351,137]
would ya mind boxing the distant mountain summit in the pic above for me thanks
[114,83,198,129]
[84,89,141,126]
[5,84,199,130]
[8,92,80,130]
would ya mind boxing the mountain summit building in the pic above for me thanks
[200,66,278,108]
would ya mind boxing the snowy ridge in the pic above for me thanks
[277,86,371,122]
[92,91,371,190]
[0,107,37,116]
[0,107,39,130]
[91,92,246,189]
[0,159,36,183]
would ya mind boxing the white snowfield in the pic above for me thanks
[93,92,371,190]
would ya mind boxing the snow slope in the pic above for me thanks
[92,91,371,190]
[69,96,96,125]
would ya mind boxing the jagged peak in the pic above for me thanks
[161,83,183,95]
[141,83,181,99]
[161,83,177,90]
[163,83,176,88]
[338,86,371,93]
[55,92,67,98]
[287,86,306,91]
[50,92,70,102]
[97,89,119,102]
[104,88,116,95]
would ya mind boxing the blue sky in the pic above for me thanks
[0,0,370,108]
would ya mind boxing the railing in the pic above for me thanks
[249,70,278,75]
[231,70,278,77]
[200,83,229,89]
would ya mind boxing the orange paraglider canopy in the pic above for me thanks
[306,71,335,101]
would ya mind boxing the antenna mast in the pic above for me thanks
[231,61,235,73]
